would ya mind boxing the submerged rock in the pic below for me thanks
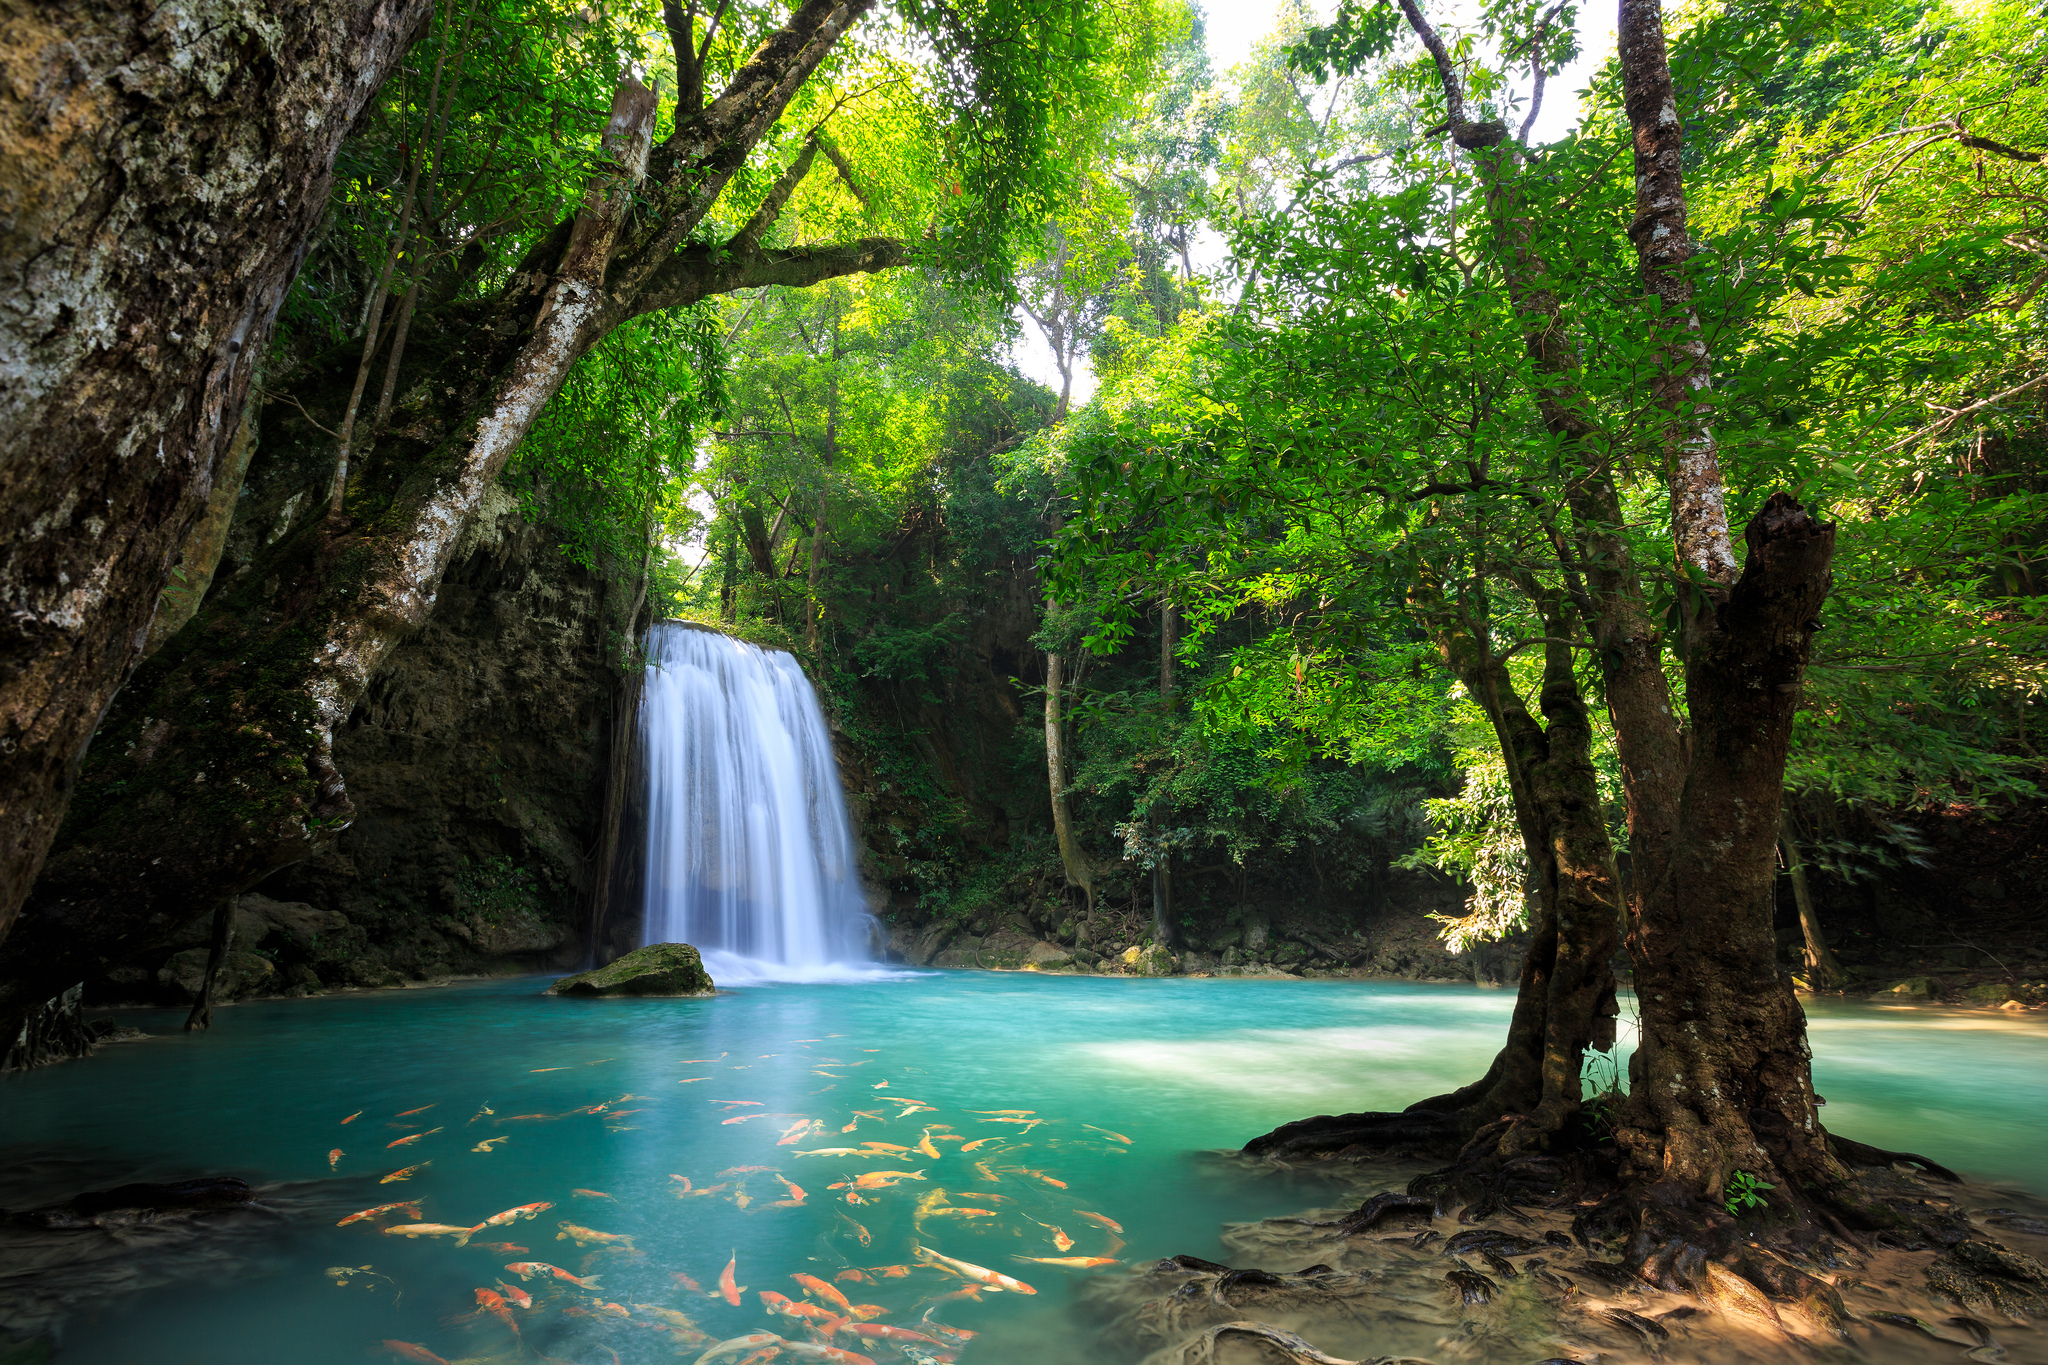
[546,943,715,997]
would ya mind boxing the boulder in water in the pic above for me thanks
[546,943,715,997]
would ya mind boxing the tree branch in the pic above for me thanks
[631,236,910,318]
[731,135,820,254]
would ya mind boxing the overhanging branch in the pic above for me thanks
[631,236,910,317]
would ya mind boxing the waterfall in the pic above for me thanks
[637,621,879,982]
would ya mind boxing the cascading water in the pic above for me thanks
[637,621,882,982]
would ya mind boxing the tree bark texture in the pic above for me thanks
[1780,809,1843,989]
[0,0,432,946]
[1613,496,1843,1225]
[1616,0,1737,583]
[1,1,908,1029]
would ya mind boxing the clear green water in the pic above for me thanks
[2,974,2043,1364]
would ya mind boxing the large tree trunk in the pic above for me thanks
[0,0,431,944]
[0,1,910,1032]
[1044,651,1095,920]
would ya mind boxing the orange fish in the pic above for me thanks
[1074,1211,1124,1234]
[790,1273,858,1316]
[386,1127,442,1149]
[835,1269,869,1283]
[469,1242,528,1255]
[555,1220,634,1249]
[721,1166,776,1175]
[928,1208,997,1219]
[379,1162,430,1183]
[973,1162,999,1182]
[592,1301,630,1318]
[571,1189,614,1200]
[717,1100,766,1107]
[396,1105,437,1118]
[1014,1255,1121,1267]
[775,1120,811,1145]
[328,1148,344,1170]
[720,1251,745,1305]
[1082,1125,1133,1144]
[696,1335,781,1364]
[915,1131,942,1159]
[494,1281,533,1309]
[837,1324,944,1346]
[679,1182,730,1199]
[838,1214,872,1246]
[472,1201,552,1231]
[673,1271,707,1294]
[912,1244,1036,1294]
[1020,1168,1066,1189]
[337,1201,422,1226]
[872,1081,889,1089]
[868,1265,912,1278]
[341,1111,363,1125]
[958,1138,1000,1153]
[915,1285,985,1307]
[774,1175,807,1204]
[858,1142,911,1156]
[504,1261,602,1289]
[723,1113,773,1125]
[474,1287,519,1334]
[380,1343,448,1365]
[969,1110,1033,1116]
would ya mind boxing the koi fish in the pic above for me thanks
[1074,1211,1124,1234]
[572,1189,615,1200]
[468,1103,493,1123]
[472,1202,552,1230]
[835,1269,869,1283]
[471,1136,509,1153]
[1025,1218,1074,1251]
[917,1313,979,1343]
[342,1112,363,1125]
[474,1287,519,1334]
[872,1081,889,1088]
[957,1138,1000,1153]
[470,1242,528,1255]
[852,1170,927,1189]
[837,1324,944,1346]
[837,1214,872,1246]
[912,1244,1037,1294]
[721,1252,746,1305]
[591,1300,631,1318]
[698,1335,785,1365]
[858,1142,912,1156]
[927,1133,966,1144]
[721,1166,776,1175]
[723,1113,774,1125]
[1014,1256,1121,1267]
[673,1271,707,1294]
[384,1223,477,1243]
[634,1303,702,1331]
[914,1285,985,1308]
[868,1265,912,1278]
[782,1346,876,1365]
[495,1281,533,1309]
[679,1182,730,1198]
[1020,1169,1066,1189]
[504,1261,602,1289]
[927,1208,997,1219]
[763,1293,844,1329]
[915,1131,942,1159]
[772,1175,808,1205]
[717,1100,766,1107]
[679,1077,710,1084]
[396,1104,436,1117]
[380,1343,448,1365]
[969,1110,1034,1116]
[328,1149,344,1170]
[556,1221,635,1249]
[385,1127,443,1148]
[338,1201,423,1226]
[973,1162,999,1182]
[793,1275,888,1323]
[1082,1125,1133,1144]
[380,1163,430,1183]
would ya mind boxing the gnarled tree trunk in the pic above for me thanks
[0,0,431,943]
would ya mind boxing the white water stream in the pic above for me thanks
[637,621,883,982]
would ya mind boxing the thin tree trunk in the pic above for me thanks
[1780,808,1842,991]
[0,0,431,950]
[183,898,235,1033]
[1045,651,1094,924]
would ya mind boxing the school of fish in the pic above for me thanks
[328,1036,1134,1365]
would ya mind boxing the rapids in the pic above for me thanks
[0,974,2043,1364]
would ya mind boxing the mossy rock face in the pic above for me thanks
[546,943,715,997]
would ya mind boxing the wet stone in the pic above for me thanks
[545,942,715,997]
